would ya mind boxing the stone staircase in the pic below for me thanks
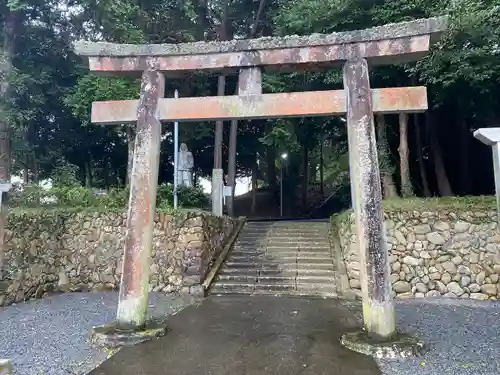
[209,220,337,297]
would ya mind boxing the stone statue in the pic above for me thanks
[178,143,194,187]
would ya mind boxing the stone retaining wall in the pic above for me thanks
[0,209,240,306]
[331,207,500,300]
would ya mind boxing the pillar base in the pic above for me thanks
[0,359,12,375]
[340,329,426,359]
[91,319,167,348]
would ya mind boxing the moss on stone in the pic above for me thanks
[331,195,496,229]
[1,207,239,307]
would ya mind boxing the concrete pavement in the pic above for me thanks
[90,295,380,375]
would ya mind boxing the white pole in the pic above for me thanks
[173,89,179,209]
[280,163,283,217]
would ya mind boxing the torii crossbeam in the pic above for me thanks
[75,16,447,352]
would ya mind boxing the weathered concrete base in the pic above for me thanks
[91,320,167,348]
[362,301,396,339]
[340,329,426,359]
[0,359,12,375]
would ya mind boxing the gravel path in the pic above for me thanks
[0,292,196,375]
[377,299,500,375]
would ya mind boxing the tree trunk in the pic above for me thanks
[251,154,257,214]
[319,135,324,197]
[126,125,135,185]
[250,0,266,37]
[375,114,397,199]
[399,113,413,197]
[0,11,17,280]
[302,145,308,208]
[196,0,209,41]
[427,111,453,196]
[32,150,39,184]
[23,163,28,184]
[414,114,431,196]
[0,12,16,186]
[265,145,277,195]
[227,119,238,216]
[213,75,225,169]
[460,118,470,195]
[85,156,93,187]
[309,161,317,184]
[103,161,110,190]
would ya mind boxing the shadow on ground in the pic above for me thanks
[90,295,380,375]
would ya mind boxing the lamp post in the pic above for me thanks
[280,153,288,217]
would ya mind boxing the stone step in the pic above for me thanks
[217,274,297,283]
[210,281,296,293]
[228,254,333,263]
[218,267,335,277]
[236,239,329,246]
[217,274,259,282]
[245,223,328,227]
[226,259,333,270]
[216,274,334,284]
[224,261,297,269]
[239,231,328,240]
[224,258,333,268]
[230,250,330,257]
[293,289,338,297]
[219,268,296,276]
[237,241,330,247]
[239,232,328,239]
[296,283,337,294]
[232,247,332,254]
[249,222,328,227]
[211,220,335,298]
[297,262,335,270]
[267,241,329,247]
[242,227,328,234]
[234,241,330,250]
[229,252,296,260]
[257,274,296,282]
[210,283,337,297]
[266,241,330,249]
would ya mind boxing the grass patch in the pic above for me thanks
[6,206,213,217]
[381,195,496,212]
[331,195,496,228]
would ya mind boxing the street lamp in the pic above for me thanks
[280,153,288,217]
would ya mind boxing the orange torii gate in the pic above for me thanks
[75,16,447,353]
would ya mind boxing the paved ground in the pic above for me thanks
[90,295,380,375]
[90,296,500,375]
[0,292,196,375]
[2,294,500,375]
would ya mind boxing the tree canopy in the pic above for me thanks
[1,0,499,214]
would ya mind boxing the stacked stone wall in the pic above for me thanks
[331,206,500,300]
[0,209,240,306]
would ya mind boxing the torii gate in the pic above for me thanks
[75,16,447,350]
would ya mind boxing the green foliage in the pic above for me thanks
[50,159,81,187]
[156,184,209,210]
[3,0,500,212]
[8,184,209,210]
[65,75,139,126]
